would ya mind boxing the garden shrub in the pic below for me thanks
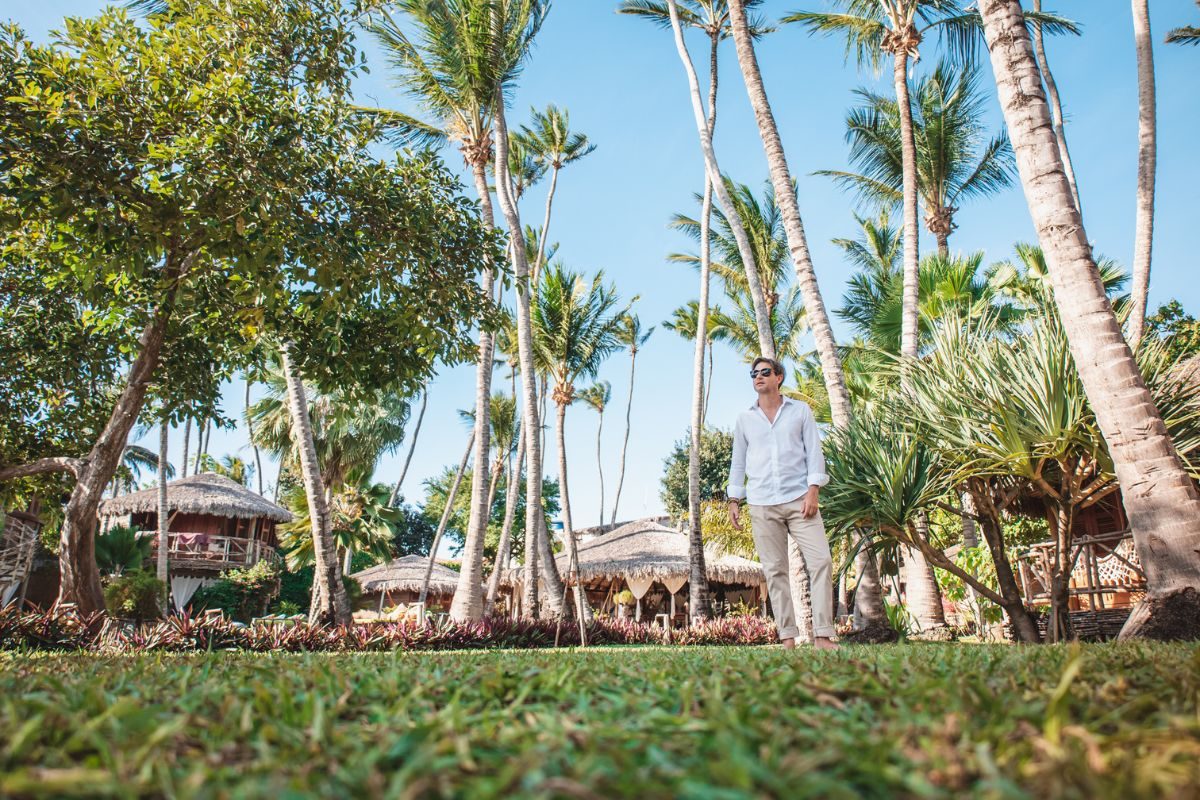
[103,570,166,622]
[191,561,281,621]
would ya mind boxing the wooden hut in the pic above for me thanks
[99,472,292,610]
[507,519,765,624]
[350,555,460,613]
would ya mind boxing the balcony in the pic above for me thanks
[148,532,279,572]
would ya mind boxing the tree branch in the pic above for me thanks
[0,457,85,482]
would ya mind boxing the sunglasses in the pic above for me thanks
[750,368,775,378]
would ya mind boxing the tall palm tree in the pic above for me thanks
[533,265,628,633]
[664,302,721,419]
[578,381,612,529]
[389,387,428,506]
[244,377,264,495]
[1030,0,1082,215]
[372,0,548,624]
[978,0,1200,640]
[180,417,191,478]
[420,430,475,604]
[1166,2,1200,45]
[611,314,654,525]
[156,418,169,586]
[518,105,596,278]
[818,61,1016,255]
[1128,0,1156,350]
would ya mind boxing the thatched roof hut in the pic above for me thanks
[100,473,293,522]
[350,555,460,598]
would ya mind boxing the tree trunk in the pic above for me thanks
[666,0,773,358]
[979,0,1200,640]
[492,100,547,621]
[726,0,851,428]
[245,379,264,496]
[1128,0,1156,350]
[180,417,190,479]
[537,515,565,618]
[449,162,498,623]
[554,399,591,640]
[972,484,1042,643]
[486,419,526,610]
[156,418,169,602]
[594,409,606,529]
[935,230,950,257]
[533,165,560,284]
[893,49,921,363]
[420,430,474,604]
[56,253,194,613]
[610,347,637,526]
[1031,0,1082,217]
[280,344,350,627]
[903,525,946,632]
[389,389,427,507]
[849,546,894,641]
[788,540,813,642]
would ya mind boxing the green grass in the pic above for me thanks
[1,644,1197,798]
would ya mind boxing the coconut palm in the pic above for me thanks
[664,302,721,419]
[156,419,168,584]
[985,242,1129,315]
[1166,2,1200,45]
[389,387,428,506]
[610,314,654,526]
[1128,0,1156,350]
[977,0,1200,639]
[1030,0,1082,215]
[244,377,264,495]
[819,61,1016,255]
[372,0,548,624]
[532,265,628,631]
[517,105,596,278]
[195,454,255,487]
[578,381,612,529]
[279,481,400,574]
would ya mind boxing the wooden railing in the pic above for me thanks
[1017,530,1146,610]
[148,533,278,570]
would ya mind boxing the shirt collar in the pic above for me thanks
[749,396,793,412]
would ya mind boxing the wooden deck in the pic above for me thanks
[149,532,279,572]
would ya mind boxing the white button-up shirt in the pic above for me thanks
[727,396,829,506]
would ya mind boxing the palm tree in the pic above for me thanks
[94,525,151,577]
[180,417,191,478]
[372,0,548,624]
[1128,0,1156,350]
[420,430,475,604]
[978,0,1200,640]
[1166,2,1200,45]
[113,444,174,495]
[611,314,654,525]
[517,105,596,278]
[533,265,628,633]
[818,61,1016,255]
[653,0,776,358]
[279,481,400,575]
[389,387,428,506]
[156,419,169,586]
[1030,0,1082,215]
[244,377,264,495]
[665,302,721,418]
[578,381,612,529]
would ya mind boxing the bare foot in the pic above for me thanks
[781,638,798,650]
[813,637,839,650]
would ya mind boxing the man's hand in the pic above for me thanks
[728,499,743,531]
[800,486,820,519]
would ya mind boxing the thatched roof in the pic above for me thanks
[99,473,293,523]
[508,519,764,587]
[350,555,460,596]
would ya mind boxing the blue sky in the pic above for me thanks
[14,2,1200,533]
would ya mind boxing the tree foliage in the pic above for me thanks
[660,428,733,519]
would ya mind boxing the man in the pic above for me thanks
[727,356,837,650]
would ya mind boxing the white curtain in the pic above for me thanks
[171,576,211,612]
[662,576,687,595]
[625,575,655,622]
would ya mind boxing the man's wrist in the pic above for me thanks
[727,498,741,505]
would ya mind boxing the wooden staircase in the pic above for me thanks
[0,513,40,607]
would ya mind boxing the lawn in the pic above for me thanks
[1,644,1197,799]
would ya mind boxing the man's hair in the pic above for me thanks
[751,356,786,383]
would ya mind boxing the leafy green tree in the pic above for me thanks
[660,428,734,519]
[0,1,498,615]
[94,525,151,577]
[1145,301,1200,363]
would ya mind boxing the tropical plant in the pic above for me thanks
[611,314,655,525]
[818,60,1016,254]
[1166,2,1200,45]
[660,428,734,519]
[1128,0,1156,349]
[532,265,628,625]
[103,570,166,623]
[195,454,254,488]
[95,525,151,577]
[578,382,613,529]
[371,0,549,624]
[279,482,401,574]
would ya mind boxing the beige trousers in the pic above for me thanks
[749,499,835,640]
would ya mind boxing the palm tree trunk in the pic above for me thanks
[1128,0,1156,350]
[725,0,850,428]
[893,50,921,363]
[419,430,474,604]
[493,99,547,621]
[156,418,169,595]
[534,166,560,283]
[180,417,190,479]
[903,533,946,631]
[594,408,605,529]
[788,540,812,641]
[554,399,591,641]
[245,379,264,496]
[537,515,565,618]
[389,389,427,506]
[1031,0,1082,217]
[979,0,1200,640]
[449,162,498,623]
[610,347,638,526]
[486,419,526,610]
[279,344,350,627]
[666,0,774,359]
[973,487,1041,643]
[704,337,713,423]
[851,546,889,636]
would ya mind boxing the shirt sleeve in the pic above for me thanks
[803,404,830,488]
[727,414,748,500]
